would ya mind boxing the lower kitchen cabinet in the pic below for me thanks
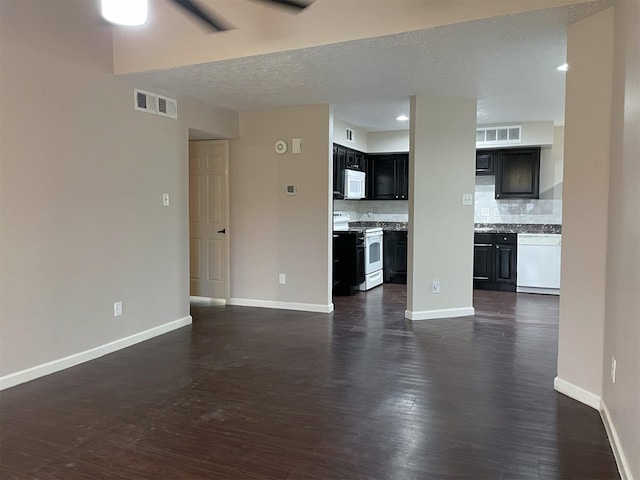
[333,232,365,295]
[383,230,407,284]
[473,233,517,291]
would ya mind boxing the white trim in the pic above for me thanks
[405,307,475,321]
[0,316,192,391]
[229,298,333,313]
[516,286,560,295]
[190,296,226,306]
[601,400,634,480]
[553,376,602,410]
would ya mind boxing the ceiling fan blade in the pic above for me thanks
[172,0,232,31]
[256,0,313,11]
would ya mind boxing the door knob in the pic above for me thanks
[217,228,226,234]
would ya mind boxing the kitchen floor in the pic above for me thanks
[0,288,619,479]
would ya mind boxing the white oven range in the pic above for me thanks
[355,227,383,291]
[332,213,384,292]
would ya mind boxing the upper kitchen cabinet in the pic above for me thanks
[367,153,409,200]
[475,151,495,175]
[333,144,366,198]
[495,148,540,199]
[346,149,365,171]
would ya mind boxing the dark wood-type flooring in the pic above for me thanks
[0,287,619,479]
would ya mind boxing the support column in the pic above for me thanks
[406,95,477,320]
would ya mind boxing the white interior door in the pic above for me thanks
[189,140,229,300]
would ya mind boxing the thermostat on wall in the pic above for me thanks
[275,140,288,154]
[286,185,297,196]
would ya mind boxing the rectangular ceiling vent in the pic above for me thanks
[476,125,521,146]
[134,89,177,119]
[345,127,354,143]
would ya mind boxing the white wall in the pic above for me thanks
[333,118,368,152]
[0,0,238,381]
[602,1,640,477]
[367,131,410,153]
[229,105,332,312]
[407,96,476,320]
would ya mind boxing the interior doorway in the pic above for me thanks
[189,140,230,302]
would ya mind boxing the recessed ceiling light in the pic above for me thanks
[396,115,409,121]
[557,63,569,72]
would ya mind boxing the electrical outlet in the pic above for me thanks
[432,280,440,294]
[114,301,123,318]
[279,273,286,285]
[162,193,170,206]
[611,357,616,383]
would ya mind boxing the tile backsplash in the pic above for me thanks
[334,199,408,222]
[335,178,562,226]
[475,176,562,224]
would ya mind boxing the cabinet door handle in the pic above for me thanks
[496,246,500,249]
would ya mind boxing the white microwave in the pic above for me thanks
[344,169,365,199]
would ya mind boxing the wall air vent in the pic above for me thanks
[345,127,354,143]
[476,125,521,146]
[157,95,178,119]
[134,89,177,119]
[134,89,157,114]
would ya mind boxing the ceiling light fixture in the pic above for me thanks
[396,115,409,121]
[101,0,148,26]
[556,63,569,72]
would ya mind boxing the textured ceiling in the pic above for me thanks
[125,2,608,132]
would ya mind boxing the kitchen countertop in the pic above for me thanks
[349,221,408,231]
[348,222,561,234]
[475,223,562,234]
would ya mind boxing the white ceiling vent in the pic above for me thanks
[134,89,177,119]
[476,125,521,146]
[345,127,354,143]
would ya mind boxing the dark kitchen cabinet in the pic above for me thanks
[333,231,365,295]
[383,230,407,284]
[475,147,541,200]
[333,144,366,198]
[495,148,540,199]
[346,149,365,170]
[472,234,493,281]
[473,233,517,292]
[475,151,495,175]
[368,154,409,200]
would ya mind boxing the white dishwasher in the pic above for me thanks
[517,234,562,295]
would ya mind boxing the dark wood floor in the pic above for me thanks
[0,287,619,479]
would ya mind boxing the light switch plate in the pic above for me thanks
[292,138,302,154]
[462,194,473,206]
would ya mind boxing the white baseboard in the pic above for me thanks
[0,316,192,391]
[190,296,226,306]
[601,400,635,480]
[229,298,333,313]
[516,286,560,295]
[405,307,475,321]
[553,376,602,410]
